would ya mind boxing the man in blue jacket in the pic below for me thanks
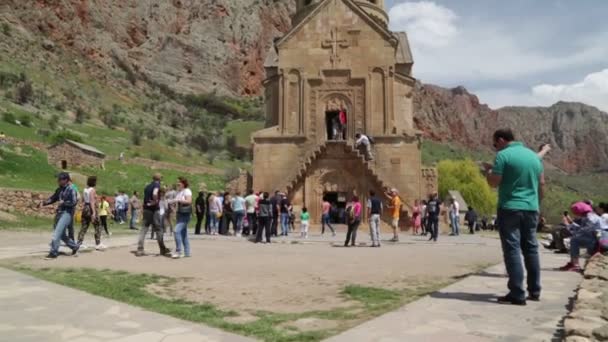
[40,172,80,260]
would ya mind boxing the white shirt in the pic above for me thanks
[355,135,370,147]
[600,213,608,230]
[176,188,192,202]
[451,201,459,215]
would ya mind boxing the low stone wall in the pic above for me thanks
[564,254,608,342]
[0,188,56,217]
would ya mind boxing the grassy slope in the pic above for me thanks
[224,120,264,147]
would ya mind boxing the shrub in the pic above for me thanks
[49,130,84,144]
[19,114,33,127]
[54,102,66,112]
[37,128,51,137]
[224,167,241,182]
[48,114,60,130]
[0,71,19,88]
[15,80,33,104]
[188,134,209,153]
[149,152,162,161]
[2,112,16,124]
[437,159,497,215]
[1,22,10,36]
[74,107,88,124]
[130,127,143,146]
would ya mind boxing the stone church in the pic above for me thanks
[253,0,433,224]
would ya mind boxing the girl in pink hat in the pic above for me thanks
[559,202,603,272]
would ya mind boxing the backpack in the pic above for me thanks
[427,200,438,214]
[368,136,375,145]
[345,205,355,223]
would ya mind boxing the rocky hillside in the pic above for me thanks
[414,84,608,173]
[2,1,607,173]
[1,0,293,96]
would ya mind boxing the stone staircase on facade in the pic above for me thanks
[283,141,412,211]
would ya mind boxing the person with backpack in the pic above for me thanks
[344,196,362,247]
[77,176,105,251]
[426,193,441,242]
[355,133,373,161]
[367,191,383,247]
[136,173,171,257]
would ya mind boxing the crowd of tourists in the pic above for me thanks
[36,127,608,312]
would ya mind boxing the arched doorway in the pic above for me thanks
[322,94,351,142]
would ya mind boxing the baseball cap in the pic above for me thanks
[57,172,71,181]
[571,202,593,216]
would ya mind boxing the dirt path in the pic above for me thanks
[15,234,502,314]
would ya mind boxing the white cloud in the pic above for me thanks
[388,1,458,48]
[532,69,608,112]
[387,2,608,111]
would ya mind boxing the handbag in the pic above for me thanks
[177,203,192,214]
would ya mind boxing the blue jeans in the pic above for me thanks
[234,210,245,234]
[450,212,460,235]
[281,213,290,235]
[174,213,191,256]
[322,213,335,234]
[497,209,541,300]
[570,230,598,259]
[130,209,138,228]
[209,212,219,234]
[50,211,79,257]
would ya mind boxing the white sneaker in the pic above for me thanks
[236,233,242,238]
[79,244,89,250]
[171,253,182,259]
[95,244,107,251]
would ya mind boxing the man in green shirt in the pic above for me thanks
[484,129,544,306]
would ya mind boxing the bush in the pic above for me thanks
[48,114,60,130]
[19,114,33,127]
[74,107,88,124]
[149,152,162,161]
[49,130,84,145]
[15,80,34,104]
[437,159,497,216]
[2,112,16,124]
[37,128,51,137]
[54,102,66,112]
[188,134,209,153]
[0,71,19,88]
[99,108,120,128]
[130,127,143,146]
[1,22,10,36]
[224,167,241,182]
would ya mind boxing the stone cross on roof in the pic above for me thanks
[322,27,350,68]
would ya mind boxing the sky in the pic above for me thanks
[385,0,608,111]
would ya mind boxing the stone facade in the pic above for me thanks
[252,0,424,223]
[47,140,105,170]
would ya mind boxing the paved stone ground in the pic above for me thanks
[0,229,584,342]
[326,249,582,342]
[0,267,253,342]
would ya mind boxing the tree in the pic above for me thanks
[74,107,88,124]
[437,159,497,215]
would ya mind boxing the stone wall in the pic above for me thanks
[0,188,56,217]
[564,254,608,342]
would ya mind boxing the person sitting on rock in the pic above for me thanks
[559,202,603,272]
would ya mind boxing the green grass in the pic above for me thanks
[0,212,50,231]
[0,144,58,191]
[6,266,450,342]
[224,120,263,147]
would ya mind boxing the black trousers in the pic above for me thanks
[221,213,233,235]
[345,220,361,246]
[99,215,109,235]
[245,213,257,236]
[271,215,278,236]
[256,217,271,243]
[428,216,439,241]
[205,211,211,234]
[195,213,204,234]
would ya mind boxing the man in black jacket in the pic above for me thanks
[194,191,206,235]
[465,207,478,234]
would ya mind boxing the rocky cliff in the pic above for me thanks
[2,0,293,96]
[414,84,608,173]
[3,1,607,173]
